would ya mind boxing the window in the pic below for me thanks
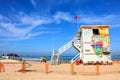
[93,29,99,35]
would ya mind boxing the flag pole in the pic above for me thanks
[75,15,79,30]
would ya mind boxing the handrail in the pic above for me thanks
[50,40,73,64]
[50,49,55,62]
[71,54,80,63]
[73,43,81,52]
[58,40,73,54]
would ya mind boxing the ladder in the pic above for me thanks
[51,40,73,64]
[71,39,82,63]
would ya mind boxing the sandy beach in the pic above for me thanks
[0,60,120,80]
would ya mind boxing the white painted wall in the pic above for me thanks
[82,28,94,54]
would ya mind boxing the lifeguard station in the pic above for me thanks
[51,25,112,64]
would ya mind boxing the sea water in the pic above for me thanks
[20,55,120,62]
[111,55,120,60]
[20,55,74,62]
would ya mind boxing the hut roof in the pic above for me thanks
[77,25,110,33]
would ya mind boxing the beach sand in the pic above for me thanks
[0,61,120,80]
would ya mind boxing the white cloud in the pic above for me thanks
[0,11,120,41]
[53,12,74,23]
[76,13,120,28]
[17,12,54,26]
[53,12,120,28]
[0,13,55,40]
[24,31,55,39]
[53,11,120,28]
[30,0,37,8]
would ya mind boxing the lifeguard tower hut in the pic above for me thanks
[51,25,112,64]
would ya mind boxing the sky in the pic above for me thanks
[0,0,120,56]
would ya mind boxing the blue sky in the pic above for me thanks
[0,0,120,56]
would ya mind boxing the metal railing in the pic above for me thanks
[58,40,73,54]
[50,40,73,64]
[71,54,80,63]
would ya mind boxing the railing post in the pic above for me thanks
[71,63,74,75]
[21,62,25,73]
[45,63,49,74]
[96,63,99,75]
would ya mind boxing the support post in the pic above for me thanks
[0,62,2,72]
[21,62,25,73]
[71,64,74,75]
[45,63,49,74]
[96,63,99,75]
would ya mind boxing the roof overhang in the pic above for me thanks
[77,25,110,32]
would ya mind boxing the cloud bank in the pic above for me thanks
[0,12,54,40]
[0,11,120,41]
